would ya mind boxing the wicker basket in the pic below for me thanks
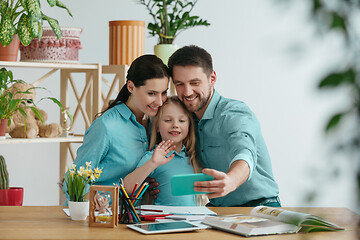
[20,27,82,63]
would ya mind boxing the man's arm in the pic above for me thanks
[193,160,250,199]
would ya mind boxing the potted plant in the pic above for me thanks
[0,155,23,206]
[139,0,210,64]
[0,0,72,61]
[0,67,71,139]
[64,162,102,220]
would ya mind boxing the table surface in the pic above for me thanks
[0,206,359,239]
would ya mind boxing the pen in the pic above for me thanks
[141,209,163,212]
[142,216,166,221]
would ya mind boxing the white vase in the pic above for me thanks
[154,44,178,66]
[68,201,89,221]
[154,44,179,95]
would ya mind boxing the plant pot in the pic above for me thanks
[0,34,20,61]
[68,201,89,220]
[154,44,178,66]
[20,27,82,63]
[154,44,178,94]
[0,187,24,206]
[109,20,145,65]
[0,119,8,139]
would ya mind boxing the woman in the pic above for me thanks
[69,55,170,187]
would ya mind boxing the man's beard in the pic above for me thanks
[187,87,212,113]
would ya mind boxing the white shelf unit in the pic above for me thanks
[0,61,128,204]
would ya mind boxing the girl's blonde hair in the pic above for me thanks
[149,96,199,173]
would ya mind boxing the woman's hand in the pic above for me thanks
[151,140,176,167]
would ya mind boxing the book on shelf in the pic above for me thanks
[202,206,344,237]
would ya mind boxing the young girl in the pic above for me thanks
[124,96,199,206]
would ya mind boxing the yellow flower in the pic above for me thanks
[65,161,102,202]
[71,164,76,171]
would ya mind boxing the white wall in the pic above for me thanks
[1,0,358,212]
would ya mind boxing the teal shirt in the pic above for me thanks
[137,146,196,206]
[72,103,149,186]
[195,91,279,206]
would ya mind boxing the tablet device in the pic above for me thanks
[171,173,214,196]
[127,220,202,234]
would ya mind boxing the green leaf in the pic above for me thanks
[0,15,16,46]
[47,0,56,7]
[30,106,44,124]
[17,14,33,46]
[318,68,355,88]
[27,0,42,23]
[325,113,344,132]
[312,0,322,15]
[330,11,347,33]
[0,1,8,14]
[54,0,73,17]
[44,97,64,111]
[42,15,62,39]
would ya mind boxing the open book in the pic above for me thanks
[202,206,344,237]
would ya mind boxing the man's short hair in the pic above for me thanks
[168,45,213,77]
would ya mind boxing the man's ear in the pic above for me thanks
[127,80,135,93]
[209,70,217,87]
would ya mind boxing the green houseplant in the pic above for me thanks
[0,67,71,138]
[64,162,102,220]
[0,0,72,47]
[139,0,210,44]
[0,155,24,206]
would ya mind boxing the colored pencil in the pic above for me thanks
[130,183,138,198]
[119,184,140,222]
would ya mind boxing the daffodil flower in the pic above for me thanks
[65,161,102,202]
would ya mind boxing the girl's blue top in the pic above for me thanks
[137,146,196,206]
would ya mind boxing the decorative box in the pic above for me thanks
[20,27,82,63]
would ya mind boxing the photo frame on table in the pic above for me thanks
[89,185,119,228]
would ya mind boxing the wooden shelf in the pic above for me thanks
[0,61,99,69]
[0,136,83,144]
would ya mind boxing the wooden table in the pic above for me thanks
[0,206,358,239]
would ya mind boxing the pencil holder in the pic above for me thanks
[119,196,142,224]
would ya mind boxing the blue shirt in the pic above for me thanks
[137,146,196,206]
[195,91,279,206]
[72,103,149,186]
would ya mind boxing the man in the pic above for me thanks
[167,45,280,207]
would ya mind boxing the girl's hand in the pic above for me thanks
[151,140,176,166]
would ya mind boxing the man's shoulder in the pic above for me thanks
[216,95,252,115]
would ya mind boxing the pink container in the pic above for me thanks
[20,27,82,63]
[0,187,24,206]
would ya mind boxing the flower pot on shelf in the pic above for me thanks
[154,44,178,66]
[109,20,145,66]
[20,27,82,63]
[0,35,20,61]
[0,187,24,206]
[0,119,8,139]
[68,201,89,221]
[154,44,178,94]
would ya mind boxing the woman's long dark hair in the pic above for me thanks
[103,55,169,114]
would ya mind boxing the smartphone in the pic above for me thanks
[171,173,214,196]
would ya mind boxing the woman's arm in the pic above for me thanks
[124,140,175,192]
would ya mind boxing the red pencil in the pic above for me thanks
[130,183,138,198]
